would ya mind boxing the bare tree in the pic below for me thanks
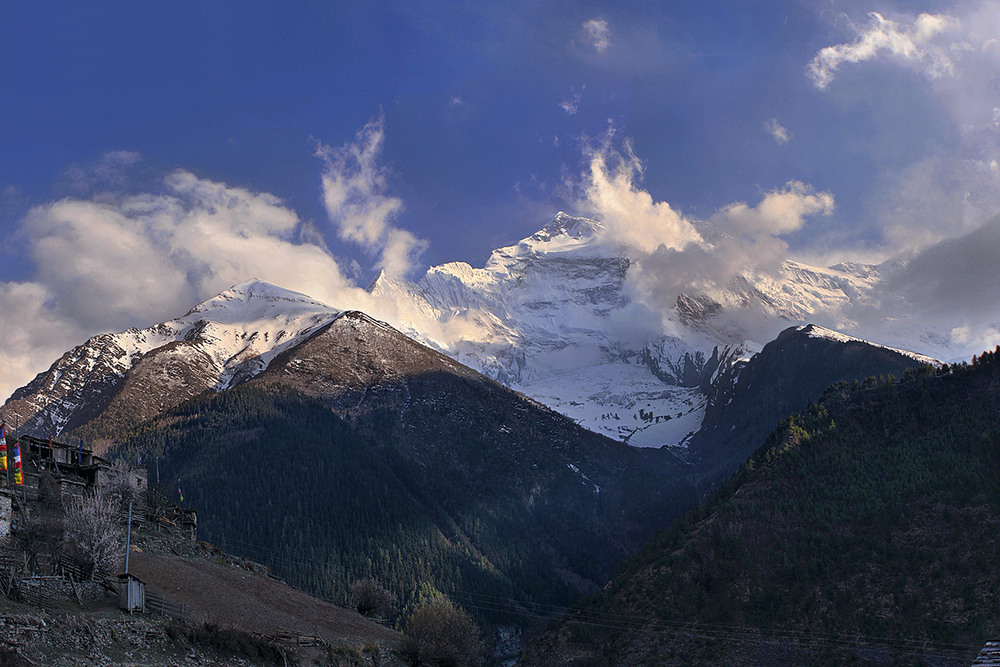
[63,487,125,579]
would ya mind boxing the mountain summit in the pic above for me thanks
[3,280,340,436]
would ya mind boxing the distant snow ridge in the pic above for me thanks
[799,324,940,367]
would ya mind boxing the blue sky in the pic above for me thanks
[3,0,1000,398]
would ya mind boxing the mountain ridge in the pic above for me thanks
[4,211,942,454]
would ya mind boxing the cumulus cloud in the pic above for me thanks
[573,139,834,338]
[24,169,368,331]
[764,118,792,144]
[0,281,91,405]
[316,115,428,277]
[581,19,612,55]
[714,181,834,237]
[808,11,962,89]
[579,138,703,255]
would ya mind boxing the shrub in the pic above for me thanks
[403,596,484,667]
[349,578,397,618]
[168,622,288,665]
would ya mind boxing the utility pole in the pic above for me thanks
[125,501,133,574]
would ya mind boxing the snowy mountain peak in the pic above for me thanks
[186,279,333,322]
[4,279,343,436]
[489,213,606,264]
[529,212,603,245]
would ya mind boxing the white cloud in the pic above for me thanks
[714,181,834,236]
[0,281,90,405]
[316,116,428,277]
[582,19,612,55]
[764,118,792,144]
[579,138,703,256]
[560,86,585,115]
[808,11,961,89]
[23,170,367,329]
[573,139,834,336]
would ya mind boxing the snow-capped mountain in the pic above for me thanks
[370,214,724,447]
[368,212,935,448]
[2,280,340,436]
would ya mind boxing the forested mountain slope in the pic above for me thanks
[109,313,696,623]
[690,324,933,488]
[525,349,1000,666]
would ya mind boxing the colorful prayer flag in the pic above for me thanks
[12,441,23,486]
[178,485,184,502]
[0,423,6,472]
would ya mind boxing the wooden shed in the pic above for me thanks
[117,572,145,613]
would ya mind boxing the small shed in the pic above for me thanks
[117,572,145,614]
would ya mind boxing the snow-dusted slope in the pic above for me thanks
[799,324,940,366]
[3,280,340,435]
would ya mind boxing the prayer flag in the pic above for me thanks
[0,423,6,471]
[13,441,23,485]
[178,485,184,502]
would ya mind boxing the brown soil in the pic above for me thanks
[127,550,402,648]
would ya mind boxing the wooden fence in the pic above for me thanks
[145,590,189,619]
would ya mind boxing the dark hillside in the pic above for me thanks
[690,324,931,488]
[114,379,694,625]
[525,349,1000,665]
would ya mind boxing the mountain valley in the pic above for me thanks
[1,213,991,665]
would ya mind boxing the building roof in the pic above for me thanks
[974,641,1000,666]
